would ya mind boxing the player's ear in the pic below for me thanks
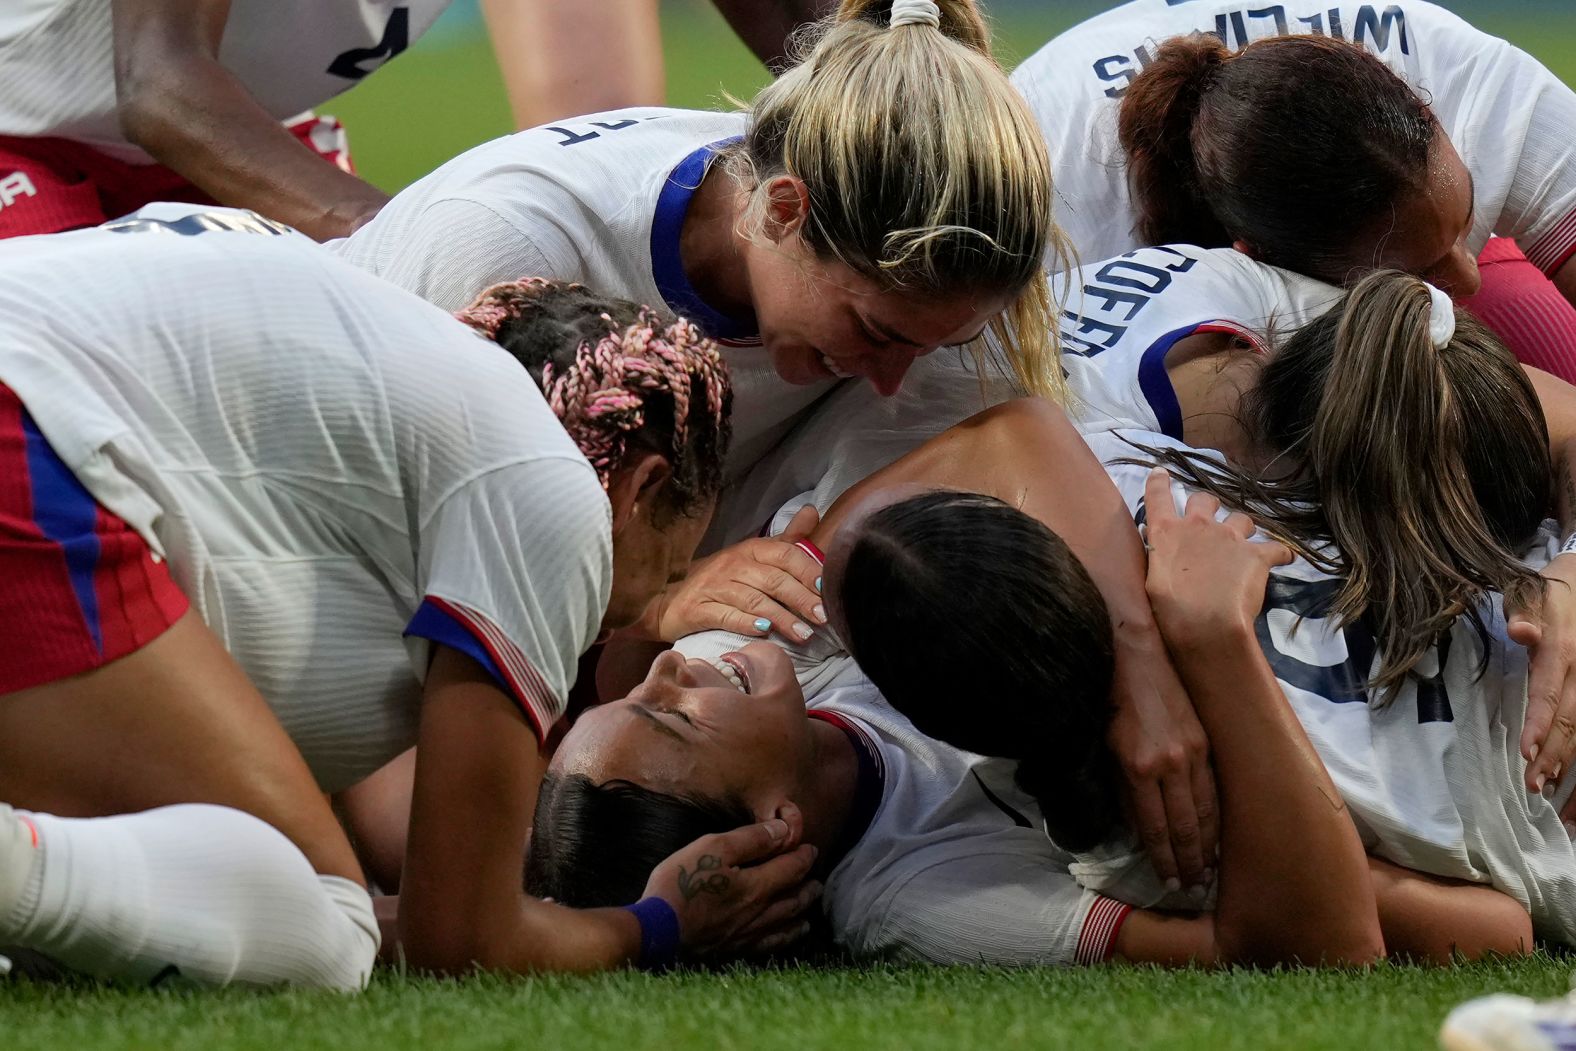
[761,175,811,243]
[606,451,672,535]
[1231,238,1258,259]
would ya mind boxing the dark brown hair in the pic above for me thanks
[1119,34,1435,283]
[1136,270,1550,694]
[831,490,1120,851]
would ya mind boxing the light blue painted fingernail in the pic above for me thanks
[815,576,823,593]
[753,617,771,633]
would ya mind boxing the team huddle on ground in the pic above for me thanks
[2,3,1576,1035]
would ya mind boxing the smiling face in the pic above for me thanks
[1361,127,1481,297]
[739,229,1011,398]
[551,643,815,816]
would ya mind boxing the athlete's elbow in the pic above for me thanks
[397,910,512,977]
[1449,900,1534,962]
[113,48,204,154]
[1223,920,1386,969]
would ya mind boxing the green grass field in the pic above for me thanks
[8,5,1576,1049]
[5,957,1575,1051]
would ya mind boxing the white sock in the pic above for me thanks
[0,804,378,990]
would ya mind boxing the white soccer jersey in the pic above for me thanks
[0,0,452,163]
[1057,245,1342,436]
[674,629,1130,967]
[1078,429,1576,945]
[673,495,1131,966]
[328,107,844,513]
[0,213,611,792]
[1013,0,1576,276]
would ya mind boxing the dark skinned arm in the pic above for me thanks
[112,0,389,240]
[398,646,818,973]
[707,0,836,72]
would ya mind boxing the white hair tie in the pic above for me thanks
[1425,282,1456,349]
[889,0,941,28]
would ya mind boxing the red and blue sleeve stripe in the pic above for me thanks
[405,596,559,743]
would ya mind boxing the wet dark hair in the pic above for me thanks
[456,279,733,521]
[1135,270,1550,695]
[830,490,1120,851]
[1119,33,1436,283]
[525,773,752,908]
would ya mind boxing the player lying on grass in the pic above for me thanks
[524,460,1399,967]
[0,0,823,241]
[530,273,1576,964]
[1056,247,1576,819]
[0,211,815,988]
[1013,1,1576,384]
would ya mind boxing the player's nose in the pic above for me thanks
[1436,246,1482,299]
[863,348,919,397]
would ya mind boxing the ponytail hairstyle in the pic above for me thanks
[730,0,1070,399]
[1137,271,1551,695]
[456,279,733,520]
[1119,34,1436,283]
[831,490,1121,851]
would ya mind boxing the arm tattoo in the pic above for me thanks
[677,854,732,901]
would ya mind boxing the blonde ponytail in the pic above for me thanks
[731,0,1069,399]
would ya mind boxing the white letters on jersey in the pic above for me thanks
[0,172,37,212]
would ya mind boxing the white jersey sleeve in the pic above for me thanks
[405,456,612,741]
[0,0,453,160]
[1414,6,1576,271]
[854,848,1130,967]
[357,198,560,314]
[330,108,750,314]
[1059,246,1340,435]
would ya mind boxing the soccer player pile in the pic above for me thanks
[1,0,1576,1047]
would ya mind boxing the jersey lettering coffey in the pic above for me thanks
[1058,245,1341,436]
[1013,0,1576,276]
[329,107,839,496]
[0,0,451,162]
[1079,429,1576,945]
[0,215,610,792]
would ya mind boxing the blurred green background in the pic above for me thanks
[327,0,1576,193]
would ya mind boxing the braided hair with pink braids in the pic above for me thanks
[456,279,732,519]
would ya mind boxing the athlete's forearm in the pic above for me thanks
[117,55,388,239]
[1166,621,1383,967]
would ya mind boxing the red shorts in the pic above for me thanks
[0,384,188,694]
[1461,238,1576,386]
[0,114,354,239]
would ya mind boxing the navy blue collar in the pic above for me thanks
[649,138,759,344]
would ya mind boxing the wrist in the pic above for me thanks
[622,897,681,969]
[1162,611,1257,660]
